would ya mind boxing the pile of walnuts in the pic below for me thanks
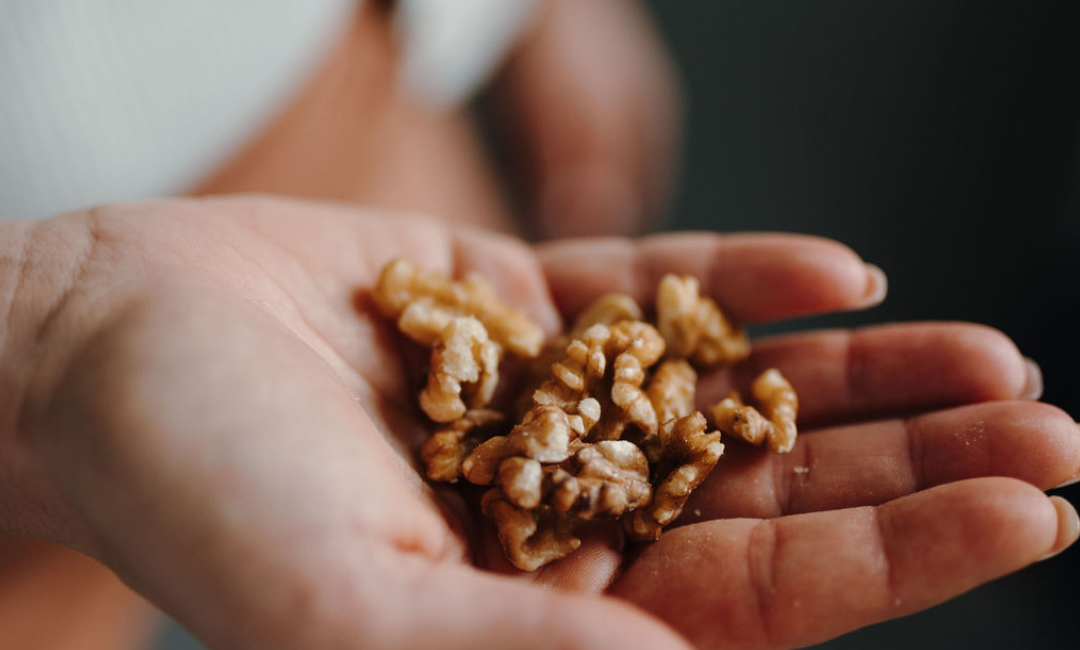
[374,259,798,570]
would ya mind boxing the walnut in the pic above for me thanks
[482,488,580,571]
[420,409,505,482]
[709,368,798,454]
[527,325,611,439]
[461,436,515,486]
[588,321,665,442]
[418,317,502,422]
[641,359,698,462]
[513,293,645,419]
[656,274,750,366]
[498,457,545,509]
[569,293,643,337]
[625,411,724,542]
[373,258,544,358]
[547,441,652,519]
[373,259,804,571]
[462,406,582,486]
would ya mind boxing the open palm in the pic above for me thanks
[9,196,1076,650]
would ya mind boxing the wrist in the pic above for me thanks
[0,219,35,439]
[0,212,103,545]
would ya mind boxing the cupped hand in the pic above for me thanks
[3,197,1076,650]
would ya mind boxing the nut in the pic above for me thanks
[589,321,666,441]
[482,488,580,571]
[420,409,505,482]
[709,368,798,453]
[373,258,544,357]
[375,259,802,570]
[656,274,750,366]
[527,325,611,439]
[419,317,502,422]
[548,440,652,519]
[462,406,583,486]
[569,293,643,337]
[498,457,545,509]
[642,359,698,462]
[625,411,724,542]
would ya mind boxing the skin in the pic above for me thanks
[1,3,682,643]
[194,0,679,239]
[1,196,1077,650]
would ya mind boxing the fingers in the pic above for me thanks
[611,478,1075,650]
[538,232,884,324]
[699,322,1033,427]
[683,401,1080,521]
[385,560,692,650]
[494,0,681,238]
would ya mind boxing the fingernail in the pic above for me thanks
[858,264,888,307]
[1020,357,1043,400]
[1040,496,1080,561]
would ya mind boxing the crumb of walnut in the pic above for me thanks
[548,440,652,519]
[373,257,544,358]
[482,488,580,571]
[709,368,798,454]
[420,409,505,482]
[419,317,501,422]
[656,274,749,366]
[625,411,724,542]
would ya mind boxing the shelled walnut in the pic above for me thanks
[420,317,501,422]
[626,412,724,542]
[420,409,504,482]
[374,260,799,571]
[482,489,580,571]
[642,359,698,462]
[709,368,799,454]
[656,274,750,366]
[548,441,652,519]
[373,257,544,357]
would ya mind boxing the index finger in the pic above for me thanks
[536,232,885,323]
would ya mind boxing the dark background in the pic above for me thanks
[639,0,1080,648]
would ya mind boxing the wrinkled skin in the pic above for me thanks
[1,197,1077,650]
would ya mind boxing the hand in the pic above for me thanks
[2,197,1076,650]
